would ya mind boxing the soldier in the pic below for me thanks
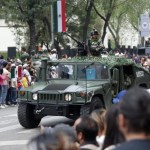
[88,28,103,56]
[20,47,29,62]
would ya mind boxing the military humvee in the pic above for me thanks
[17,56,150,128]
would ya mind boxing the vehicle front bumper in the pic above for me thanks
[18,99,81,119]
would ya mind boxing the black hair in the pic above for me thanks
[21,47,26,52]
[102,105,125,150]
[120,86,150,135]
[0,68,3,74]
[0,55,4,59]
[28,132,58,150]
[27,56,31,61]
[76,115,98,143]
[53,123,77,143]
[30,124,78,150]
[3,61,8,68]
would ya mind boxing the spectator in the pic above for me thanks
[28,132,59,150]
[5,61,12,105]
[20,47,29,62]
[10,64,18,105]
[2,61,10,107]
[112,89,127,104]
[52,124,78,150]
[20,72,29,88]
[62,54,68,60]
[90,109,106,147]
[28,123,78,150]
[22,64,32,85]
[0,55,6,69]
[114,86,150,150]
[73,115,99,150]
[0,68,7,108]
[102,105,125,150]
[50,49,58,61]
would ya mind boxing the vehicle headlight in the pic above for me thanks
[32,93,38,100]
[65,94,72,102]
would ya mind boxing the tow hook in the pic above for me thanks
[35,107,45,114]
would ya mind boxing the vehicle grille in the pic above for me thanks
[39,93,64,103]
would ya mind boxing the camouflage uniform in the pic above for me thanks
[88,29,103,56]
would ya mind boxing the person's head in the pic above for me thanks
[53,124,77,144]
[51,49,57,54]
[118,86,150,139]
[3,61,8,68]
[38,124,78,150]
[28,132,59,150]
[23,64,29,69]
[90,108,106,136]
[102,104,125,150]
[21,47,26,53]
[0,55,4,59]
[91,28,99,40]
[74,115,99,145]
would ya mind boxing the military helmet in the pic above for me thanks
[91,28,99,36]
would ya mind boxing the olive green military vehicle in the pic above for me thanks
[17,56,150,128]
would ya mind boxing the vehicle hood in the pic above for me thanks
[38,80,109,93]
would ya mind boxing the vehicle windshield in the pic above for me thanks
[47,63,74,79]
[77,63,109,80]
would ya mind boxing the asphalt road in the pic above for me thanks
[0,106,73,150]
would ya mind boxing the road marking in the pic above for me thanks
[18,129,39,134]
[1,114,17,118]
[0,140,28,146]
[0,119,17,125]
[0,124,20,133]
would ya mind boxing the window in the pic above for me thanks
[77,63,109,80]
[47,63,74,79]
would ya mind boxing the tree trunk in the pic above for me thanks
[101,13,111,44]
[43,17,51,40]
[82,0,94,43]
[28,19,36,53]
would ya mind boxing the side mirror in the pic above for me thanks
[112,68,119,83]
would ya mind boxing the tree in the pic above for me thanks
[108,3,128,47]
[93,0,119,43]
[2,0,53,52]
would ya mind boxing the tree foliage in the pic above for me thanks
[1,0,150,51]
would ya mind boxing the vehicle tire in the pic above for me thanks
[90,96,104,113]
[18,103,41,128]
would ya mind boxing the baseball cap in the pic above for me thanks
[23,64,28,68]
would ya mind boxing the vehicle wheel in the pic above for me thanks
[90,96,104,113]
[18,103,41,128]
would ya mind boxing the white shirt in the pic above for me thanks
[23,69,32,83]
[50,53,58,61]
[11,78,17,88]
[96,135,105,147]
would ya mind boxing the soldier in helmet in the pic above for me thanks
[20,47,29,62]
[88,28,103,56]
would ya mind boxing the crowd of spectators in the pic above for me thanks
[111,49,150,71]
[27,86,150,150]
[0,51,37,108]
[1,47,150,149]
